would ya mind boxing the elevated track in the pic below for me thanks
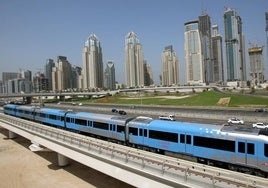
[0,113,267,188]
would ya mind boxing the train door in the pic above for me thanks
[180,133,192,154]
[139,128,148,146]
[109,123,116,139]
[236,139,247,165]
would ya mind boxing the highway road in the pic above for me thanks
[44,103,267,128]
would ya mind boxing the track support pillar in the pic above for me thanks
[8,130,17,139]
[57,153,69,166]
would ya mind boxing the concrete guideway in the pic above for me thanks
[0,113,267,188]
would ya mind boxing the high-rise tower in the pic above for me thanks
[104,60,115,90]
[265,12,268,72]
[212,25,224,83]
[224,8,246,85]
[44,59,55,91]
[199,13,213,84]
[161,45,179,86]
[52,56,72,91]
[82,34,103,89]
[184,21,203,85]
[125,32,144,87]
[144,60,154,86]
[248,46,265,85]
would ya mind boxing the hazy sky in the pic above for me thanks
[0,0,267,85]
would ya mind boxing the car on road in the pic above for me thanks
[252,122,268,129]
[227,117,244,125]
[118,110,127,115]
[111,108,118,113]
[255,108,266,112]
[159,114,175,121]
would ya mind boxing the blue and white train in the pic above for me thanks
[3,104,268,177]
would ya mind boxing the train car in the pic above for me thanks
[15,105,36,120]
[36,108,67,128]
[220,126,268,176]
[127,119,268,176]
[126,116,153,148]
[3,104,18,116]
[66,111,133,142]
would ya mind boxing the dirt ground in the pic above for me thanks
[0,127,134,188]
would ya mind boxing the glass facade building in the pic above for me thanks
[224,8,246,84]
[199,14,213,83]
[104,61,115,90]
[44,59,55,91]
[184,21,203,85]
[212,25,224,83]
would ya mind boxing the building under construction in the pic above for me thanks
[248,46,265,85]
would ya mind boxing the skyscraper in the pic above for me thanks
[71,65,82,90]
[144,60,154,86]
[161,45,179,86]
[212,25,224,83]
[20,70,32,82]
[104,60,115,90]
[265,12,268,70]
[224,7,246,85]
[199,13,213,83]
[82,34,103,89]
[248,46,265,85]
[125,32,144,87]
[2,72,19,93]
[52,56,72,91]
[45,59,55,91]
[184,21,203,85]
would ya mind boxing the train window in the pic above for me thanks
[40,113,46,118]
[117,125,125,133]
[49,114,56,120]
[25,110,31,114]
[139,129,147,137]
[149,130,178,143]
[129,127,138,136]
[109,124,116,131]
[93,122,109,130]
[265,144,268,157]
[75,118,87,126]
[194,136,235,152]
[238,142,245,153]
[66,117,70,122]
[60,116,64,121]
[247,143,255,155]
[139,129,143,136]
[144,129,147,137]
[180,134,185,143]
[186,135,191,144]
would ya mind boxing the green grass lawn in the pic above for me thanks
[86,91,268,108]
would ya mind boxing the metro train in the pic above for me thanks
[3,104,268,177]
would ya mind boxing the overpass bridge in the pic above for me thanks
[0,85,210,103]
[0,113,267,188]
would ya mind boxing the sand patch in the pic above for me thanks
[217,97,230,106]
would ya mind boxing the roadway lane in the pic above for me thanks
[44,103,267,128]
